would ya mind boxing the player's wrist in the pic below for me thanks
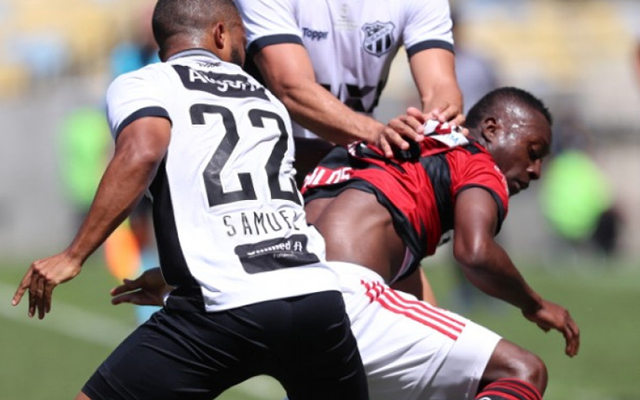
[520,293,544,317]
[358,119,385,144]
[63,245,88,267]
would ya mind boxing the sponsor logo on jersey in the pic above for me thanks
[303,165,352,189]
[334,3,358,31]
[234,234,320,274]
[196,61,221,68]
[361,21,395,57]
[302,27,329,41]
[173,65,268,100]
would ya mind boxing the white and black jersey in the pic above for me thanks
[106,50,339,312]
[238,0,454,139]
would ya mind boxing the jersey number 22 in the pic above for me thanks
[190,104,301,207]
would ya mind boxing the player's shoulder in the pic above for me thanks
[458,142,509,194]
[400,0,450,13]
[107,62,172,95]
[114,61,170,82]
[455,141,499,168]
[236,0,297,22]
[439,140,500,176]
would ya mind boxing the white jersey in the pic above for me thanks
[237,0,454,139]
[106,49,339,312]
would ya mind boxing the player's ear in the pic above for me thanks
[481,117,499,143]
[212,21,226,50]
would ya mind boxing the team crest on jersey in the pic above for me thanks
[361,21,395,57]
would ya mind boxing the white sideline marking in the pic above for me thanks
[0,281,284,399]
[0,281,134,347]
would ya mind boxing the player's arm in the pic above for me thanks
[409,48,464,126]
[12,117,171,319]
[390,267,437,305]
[253,44,421,156]
[453,188,580,357]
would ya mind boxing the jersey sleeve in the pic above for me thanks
[453,152,510,232]
[403,0,454,57]
[236,0,301,59]
[105,66,172,140]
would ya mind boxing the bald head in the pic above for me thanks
[152,0,242,59]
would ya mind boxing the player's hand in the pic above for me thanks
[111,267,170,307]
[522,299,580,357]
[12,252,82,319]
[427,103,465,128]
[377,107,426,157]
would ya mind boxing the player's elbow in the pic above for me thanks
[453,236,492,269]
[119,145,165,174]
[137,145,166,164]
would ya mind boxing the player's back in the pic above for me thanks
[303,130,509,282]
[107,50,338,312]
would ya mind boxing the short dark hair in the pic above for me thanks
[465,87,553,129]
[152,0,239,48]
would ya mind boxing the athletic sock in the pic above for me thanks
[475,378,542,400]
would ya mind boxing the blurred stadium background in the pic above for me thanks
[0,0,638,399]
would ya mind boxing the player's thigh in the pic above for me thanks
[350,288,500,400]
[278,291,369,400]
[81,309,251,400]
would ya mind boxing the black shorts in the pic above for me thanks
[82,291,368,400]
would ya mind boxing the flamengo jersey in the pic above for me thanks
[106,49,339,312]
[302,132,510,283]
[237,0,454,139]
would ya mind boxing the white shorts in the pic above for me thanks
[329,261,502,400]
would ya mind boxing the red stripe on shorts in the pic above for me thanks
[375,294,459,340]
[382,287,465,333]
[362,281,462,340]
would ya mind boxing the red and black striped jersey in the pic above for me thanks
[302,133,509,283]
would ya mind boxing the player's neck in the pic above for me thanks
[159,36,218,62]
[468,129,487,147]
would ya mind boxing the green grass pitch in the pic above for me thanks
[1,256,638,400]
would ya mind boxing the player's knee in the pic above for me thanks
[513,349,547,393]
[483,339,548,394]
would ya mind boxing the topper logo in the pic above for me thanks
[302,28,329,41]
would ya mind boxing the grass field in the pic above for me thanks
[1,255,638,400]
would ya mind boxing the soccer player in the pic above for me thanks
[235,0,464,304]
[235,0,464,175]
[113,88,580,400]
[11,1,369,400]
[302,87,579,400]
